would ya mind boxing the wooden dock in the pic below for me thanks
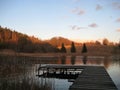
[37,65,117,90]
[69,66,117,90]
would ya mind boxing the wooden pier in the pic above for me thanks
[37,65,117,90]
[69,66,117,90]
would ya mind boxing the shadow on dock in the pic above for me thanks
[36,73,79,81]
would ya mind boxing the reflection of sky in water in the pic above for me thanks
[28,65,73,90]
[54,79,72,90]
[107,63,120,89]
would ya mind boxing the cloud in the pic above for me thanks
[71,7,85,15]
[78,9,85,15]
[70,25,86,30]
[112,2,120,10]
[71,25,77,30]
[89,23,98,28]
[117,28,120,32]
[96,4,102,11]
[116,18,120,22]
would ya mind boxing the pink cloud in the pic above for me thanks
[89,23,98,28]
[71,7,85,15]
[78,9,85,15]
[117,28,120,32]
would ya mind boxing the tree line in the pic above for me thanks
[45,37,80,47]
[45,36,118,47]
[0,26,119,53]
[0,26,87,53]
[0,26,59,53]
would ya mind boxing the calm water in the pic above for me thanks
[0,55,120,90]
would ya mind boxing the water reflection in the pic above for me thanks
[0,64,52,90]
[61,55,66,64]
[71,56,76,65]
[82,56,87,64]
[0,77,52,90]
[70,56,88,65]
[0,55,120,90]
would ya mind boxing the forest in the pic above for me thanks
[0,26,120,54]
[0,26,59,53]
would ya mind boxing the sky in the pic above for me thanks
[0,0,120,42]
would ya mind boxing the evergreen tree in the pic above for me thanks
[71,42,76,53]
[81,43,87,53]
[60,43,66,53]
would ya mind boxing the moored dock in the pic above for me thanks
[69,66,117,90]
[37,64,117,90]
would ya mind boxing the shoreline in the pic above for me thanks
[0,51,119,58]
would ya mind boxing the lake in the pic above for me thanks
[0,55,120,90]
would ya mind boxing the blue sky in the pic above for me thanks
[0,0,120,42]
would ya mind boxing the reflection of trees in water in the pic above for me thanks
[0,64,27,78]
[103,56,120,69]
[82,56,87,64]
[0,64,53,90]
[0,77,52,90]
[0,62,35,78]
[103,56,110,69]
[111,56,120,67]
[0,55,34,64]
[0,55,55,90]
[112,46,120,54]
[0,55,58,64]
[61,55,66,64]
[71,56,76,65]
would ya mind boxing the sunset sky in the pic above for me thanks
[0,0,120,42]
